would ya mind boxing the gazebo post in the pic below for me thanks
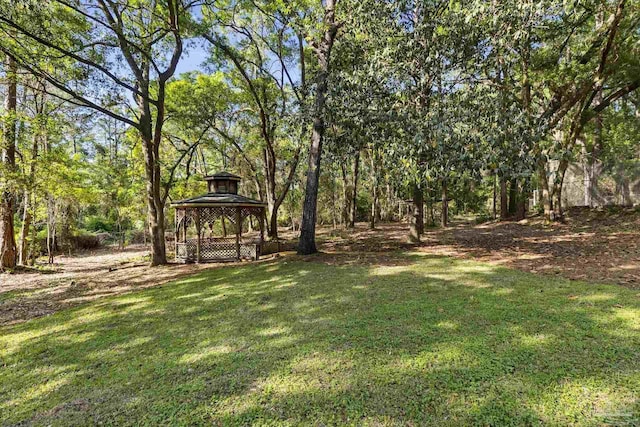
[258,210,264,260]
[174,210,178,261]
[196,209,201,263]
[235,208,241,260]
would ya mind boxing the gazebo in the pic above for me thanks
[171,172,266,263]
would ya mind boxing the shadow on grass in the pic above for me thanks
[1,254,639,426]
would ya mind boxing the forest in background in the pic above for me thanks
[0,0,639,268]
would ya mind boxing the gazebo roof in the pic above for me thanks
[205,172,242,181]
[171,192,267,208]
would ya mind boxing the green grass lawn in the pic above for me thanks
[1,254,639,426]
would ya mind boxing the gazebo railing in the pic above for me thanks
[176,237,261,262]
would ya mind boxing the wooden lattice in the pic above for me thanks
[174,205,264,263]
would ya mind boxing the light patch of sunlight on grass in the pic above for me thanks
[255,276,285,285]
[255,302,278,312]
[256,326,291,337]
[142,308,166,316]
[263,334,301,350]
[544,379,619,422]
[273,281,296,290]
[57,331,97,344]
[581,293,617,302]
[201,293,228,302]
[175,292,204,299]
[594,395,640,426]
[519,333,551,347]
[178,345,234,364]
[436,320,459,330]
[290,352,355,377]
[407,343,477,370]
[369,265,413,276]
[84,337,154,360]
[492,287,514,295]
[4,377,71,410]
[612,308,640,329]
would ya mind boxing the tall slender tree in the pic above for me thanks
[0,54,17,269]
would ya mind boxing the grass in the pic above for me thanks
[1,253,639,426]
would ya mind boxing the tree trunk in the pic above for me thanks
[297,0,339,255]
[585,130,603,208]
[516,180,528,220]
[492,173,497,220]
[408,184,423,243]
[143,144,167,265]
[27,197,37,265]
[427,186,435,227]
[582,143,592,207]
[330,169,337,229]
[139,77,167,266]
[18,90,42,266]
[369,149,378,230]
[508,180,517,215]
[340,162,350,226]
[537,157,554,221]
[349,150,360,228]
[46,196,56,264]
[586,73,604,208]
[264,146,280,240]
[267,203,278,240]
[298,111,324,254]
[555,159,569,220]
[500,178,508,220]
[441,180,448,227]
[0,55,17,269]
[18,191,31,265]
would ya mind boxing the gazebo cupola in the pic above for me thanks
[205,172,241,194]
[171,172,266,263]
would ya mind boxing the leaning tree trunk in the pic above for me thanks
[0,55,18,269]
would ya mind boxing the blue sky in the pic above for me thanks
[175,43,210,76]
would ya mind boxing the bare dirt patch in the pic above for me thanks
[0,246,266,326]
[309,207,640,288]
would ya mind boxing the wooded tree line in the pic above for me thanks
[0,0,638,268]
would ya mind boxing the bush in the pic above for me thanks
[127,229,147,244]
[71,233,101,250]
[84,215,115,233]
